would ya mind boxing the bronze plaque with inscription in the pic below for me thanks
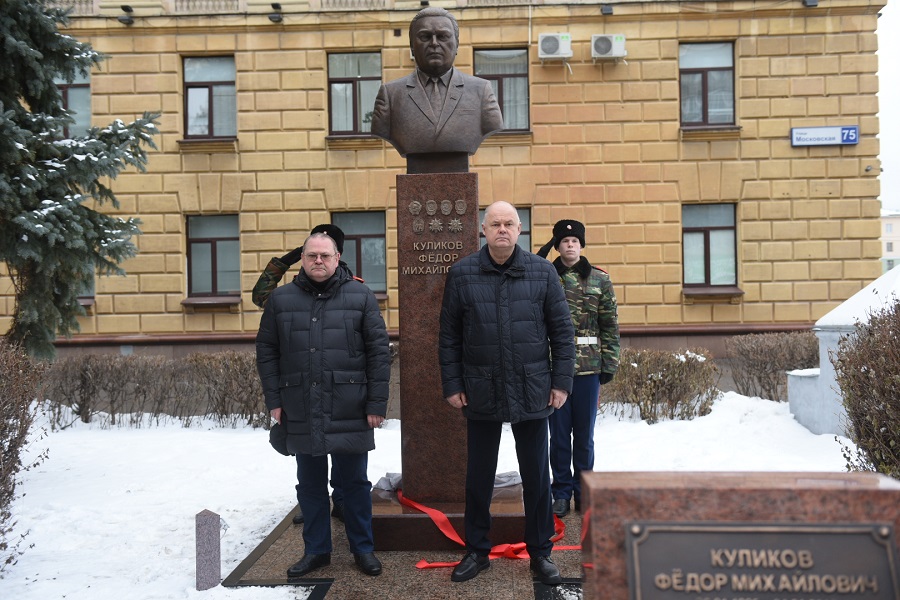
[626,522,898,600]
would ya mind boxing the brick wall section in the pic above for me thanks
[0,0,884,340]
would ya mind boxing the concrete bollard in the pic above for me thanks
[195,509,221,591]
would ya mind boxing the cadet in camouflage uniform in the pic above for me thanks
[537,219,619,517]
[253,224,351,525]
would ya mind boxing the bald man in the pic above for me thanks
[438,201,575,585]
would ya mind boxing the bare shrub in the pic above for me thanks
[42,354,105,428]
[602,347,720,424]
[183,351,266,428]
[42,351,265,430]
[0,339,47,573]
[832,299,900,479]
[726,331,818,401]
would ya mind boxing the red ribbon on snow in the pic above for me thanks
[395,489,580,569]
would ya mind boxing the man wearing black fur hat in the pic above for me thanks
[537,219,620,517]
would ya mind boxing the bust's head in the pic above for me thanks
[409,7,459,78]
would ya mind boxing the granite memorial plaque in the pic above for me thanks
[626,522,898,599]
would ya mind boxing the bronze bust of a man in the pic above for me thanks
[371,7,504,165]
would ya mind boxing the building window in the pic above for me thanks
[888,259,896,271]
[184,57,237,138]
[887,223,894,234]
[478,207,532,251]
[679,43,734,127]
[474,49,529,131]
[682,204,737,287]
[332,212,387,293]
[187,215,240,296]
[328,53,381,135]
[55,72,91,137]
[888,242,895,253]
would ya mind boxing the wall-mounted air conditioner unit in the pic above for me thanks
[591,34,627,60]
[539,33,573,59]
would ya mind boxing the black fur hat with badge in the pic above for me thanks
[552,219,586,249]
[310,223,345,254]
[537,219,586,258]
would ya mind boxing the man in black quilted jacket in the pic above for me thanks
[438,201,576,585]
[256,232,390,579]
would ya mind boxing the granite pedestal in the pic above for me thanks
[373,171,526,551]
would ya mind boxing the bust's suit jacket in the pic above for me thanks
[371,69,504,157]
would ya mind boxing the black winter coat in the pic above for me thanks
[256,265,390,456]
[438,245,576,423]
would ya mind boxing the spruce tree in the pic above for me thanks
[0,0,159,358]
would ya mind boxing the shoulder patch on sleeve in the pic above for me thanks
[593,266,608,274]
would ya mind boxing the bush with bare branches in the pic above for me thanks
[42,351,267,429]
[601,347,720,424]
[726,331,819,401]
[832,299,900,479]
[0,339,47,574]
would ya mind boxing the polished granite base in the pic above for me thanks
[372,485,527,551]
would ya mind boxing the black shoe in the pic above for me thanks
[530,555,562,585]
[552,498,570,517]
[292,508,304,525]
[451,552,490,582]
[286,553,331,577]
[331,501,344,523]
[353,552,383,576]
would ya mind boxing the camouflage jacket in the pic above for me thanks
[553,256,620,376]
[252,256,292,308]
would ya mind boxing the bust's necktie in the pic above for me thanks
[427,77,443,117]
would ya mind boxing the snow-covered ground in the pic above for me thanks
[3,392,856,599]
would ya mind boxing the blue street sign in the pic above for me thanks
[791,126,859,146]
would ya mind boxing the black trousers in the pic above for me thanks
[464,417,555,558]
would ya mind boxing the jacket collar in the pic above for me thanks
[479,244,524,276]
[553,255,592,279]
[293,263,352,294]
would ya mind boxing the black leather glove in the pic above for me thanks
[599,372,614,385]
[536,237,556,259]
[279,246,304,266]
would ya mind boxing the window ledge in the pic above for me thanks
[682,286,744,304]
[483,130,532,146]
[680,126,742,142]
[181,296,241,313]
[178,138,238,153]
[326,135,383,151]
[373,292,388,302]
[78,297,95,314]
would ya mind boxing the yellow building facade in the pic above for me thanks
[1,0,886,354]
